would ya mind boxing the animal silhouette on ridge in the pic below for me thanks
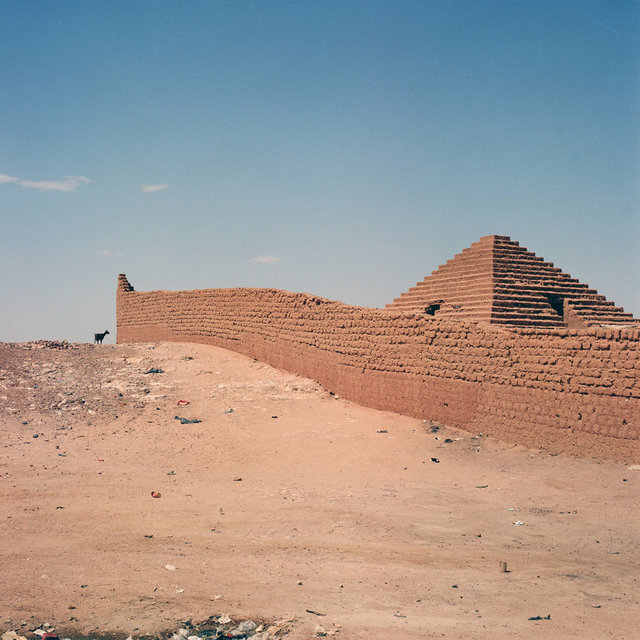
[94,330,110,344]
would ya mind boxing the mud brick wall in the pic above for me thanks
[117,279,640,461]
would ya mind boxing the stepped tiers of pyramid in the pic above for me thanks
[385,234,637,329]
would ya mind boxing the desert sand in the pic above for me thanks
[1,341,638,639]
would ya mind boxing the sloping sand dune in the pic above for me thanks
[1,341,638,639]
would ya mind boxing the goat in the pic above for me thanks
[94,330,110,344]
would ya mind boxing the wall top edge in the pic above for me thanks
[117,280,639,341]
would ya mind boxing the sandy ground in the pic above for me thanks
[1,340,639,640]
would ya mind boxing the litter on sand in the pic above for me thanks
[528,614,551,621]
[144,368,164,374]
[223,408,234,414]
[177,400,190,405]
[151,491,161,498]
[174,416,202,424]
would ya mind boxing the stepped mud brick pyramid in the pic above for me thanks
[116,234,640,461]
[386,234,636,328]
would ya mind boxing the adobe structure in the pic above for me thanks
[116,235,640,462]
[387,235,635,328]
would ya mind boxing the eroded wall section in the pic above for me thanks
[117,278,640,461]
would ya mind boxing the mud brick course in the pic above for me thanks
[116,235,640,462]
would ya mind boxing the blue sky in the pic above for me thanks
[1,0,638,342]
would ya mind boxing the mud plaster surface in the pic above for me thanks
[1,341,639,639]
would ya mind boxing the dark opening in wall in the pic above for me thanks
[425,300,443,316]
[545,294,565,319]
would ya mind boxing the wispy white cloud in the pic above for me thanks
[250,255,281,264]
[141,183,168,193]
[97,249,114,257]
[0,173,92,192]
[20,176,92,191]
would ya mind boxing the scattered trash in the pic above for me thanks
[144,534,153,538]
[235,621,257,634]
[151,491,161,498]
[177,400,190,405]
[271,415,278,419]
[431,457,440,463]
[233,477,242,482]
[627,465,640,471]
[165,564,177,571]
[376,429,388,433]
[223,408,234,414]
[444,438,453,443]
[513,520,524,526]
[217,615,232,624]
[58,453,67,457]
[430,425,440,433]
[475,485,489,489]
[174,416,202,424]
[499,561,508,573]
[314,626,327,637]
[144,368,164,374]
[167,470,176,475]
[528,614,551,621]
[306,609,326,617]
[451,584,458,589]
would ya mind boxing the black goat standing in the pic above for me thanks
[94,330,110,344]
